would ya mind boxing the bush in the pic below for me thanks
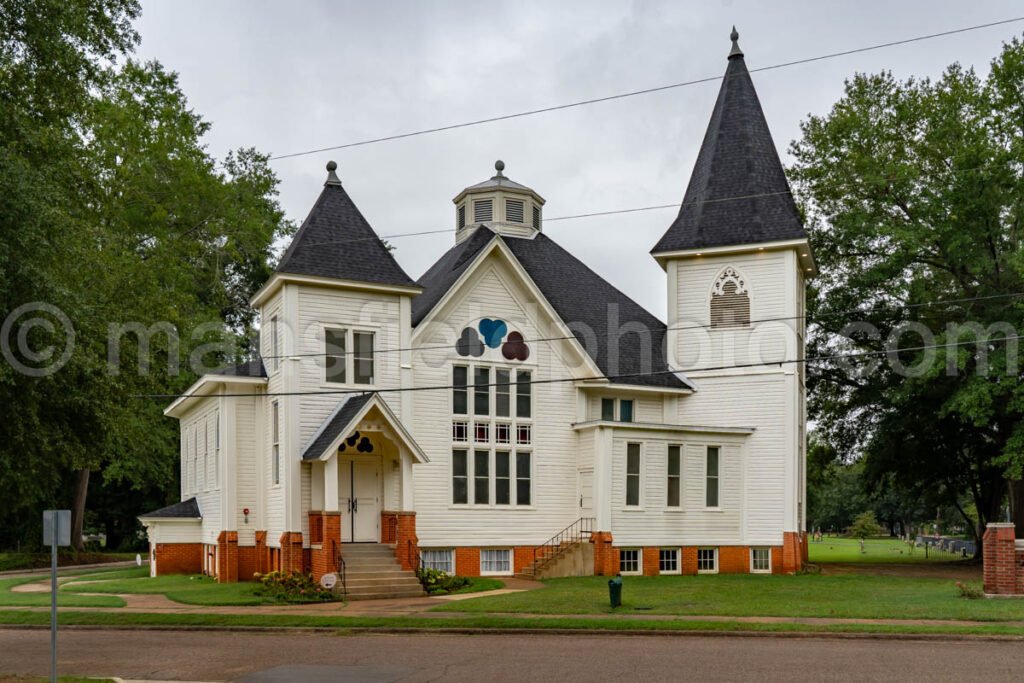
[253,571,337,603]
[847,511,884,540]
[416,567,470,594]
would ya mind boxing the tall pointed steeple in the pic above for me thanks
[651,28,805,255]
[275,161,416,287]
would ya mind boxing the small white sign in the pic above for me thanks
[319,572,338,590]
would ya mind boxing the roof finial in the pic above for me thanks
[493,160,505,178]
[728,25,743,60]
[325,160,342,186]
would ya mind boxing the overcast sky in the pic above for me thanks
[136,1,1023,319]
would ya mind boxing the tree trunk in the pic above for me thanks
[70,468,90,551]
[1009,479,1024,539]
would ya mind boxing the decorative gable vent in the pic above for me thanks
[474,199,493,223]
[532,205,541,230]
[505,199,524,223]
[710,267,750,328]
[458,205,466,229]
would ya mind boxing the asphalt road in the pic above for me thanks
[2,629,1024,682]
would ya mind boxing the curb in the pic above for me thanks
[3,623,1024,642]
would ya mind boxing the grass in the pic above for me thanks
[0,608,1023,638]
[450,578,505,595]
[0,551,135,573]
[431,573,1024,622]
[61,570,279,606]
[0,577,123,608]
[809,535,966,563]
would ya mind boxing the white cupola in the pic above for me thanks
[452,160,546,244]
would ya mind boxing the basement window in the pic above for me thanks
[751,547,771,574]
[619,549,641,575]
[697,547,718,574]
[422,549,454,574]
[659,548,680,574]
[481,548,512,575]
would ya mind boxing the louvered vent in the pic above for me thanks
[710,267,750,328]
[458,205,466,229]
[505,199,524,223]
[532,205,541,229]
[474,199,493,223]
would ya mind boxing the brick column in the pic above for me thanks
[154,543,202,575]
[983,523,1018,595]
[782,532,803,574]
[393,511,418,571]
[308,512,342,581]
[216,531,239,583]
[642,547,660,576]
[591,532,618,576]
[279,531,305,574]
[254,530,268,574]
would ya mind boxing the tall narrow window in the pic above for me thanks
[516,370,531,418]
[453,366,468,414]
[272,401,280,486]
[353,331,374,384]
[516,452,531,505]
[457,205,466,229]
[452,449,468,504]
[710,267,750,328]
[474,367,490,416]
[324,328,346,383]
[532,205,541,230]
[495,451,511,505]
[474,450,489,504]
[626,443,641,507]
[706,446,720,508]
[495,369,511,417]
[213,411,220,489]
[601,398,615,421]
[619,399,634,423]
[269,316,279,372]
[667,445,681,507]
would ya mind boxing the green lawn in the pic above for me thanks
[432,573,1023,622]
[0,577,124,608]
[450,578,505,594]
[809,535,967,563]
[0,551,135,572]
[61,570,279,606]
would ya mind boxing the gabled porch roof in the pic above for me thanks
[300,392,428,463]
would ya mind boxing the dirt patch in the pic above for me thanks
[820,562,982,580]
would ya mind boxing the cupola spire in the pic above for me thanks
[728,26,743,59]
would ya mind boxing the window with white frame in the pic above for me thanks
[192,426,200,493]
[667,445,681,508]
[751,547,771,573]
[268,315,279,373]
[600,398,634,422]
[481,549,512,575]
[625,443,641,507]
[271,401,280,485]
[452,364,532,507]
[619,549,641,574]
[697,547,718,574]
[324,328,374,385]
[213,411,220,489]
[422,549,454,574]
[706,446,720,508]
[659,548,680,574]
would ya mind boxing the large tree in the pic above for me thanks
[0,0,291,549]
[791,38,1024,546]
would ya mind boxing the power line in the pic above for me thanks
[257,291,1024,361]
[265,17,1024,162]
[140,332,1024,400]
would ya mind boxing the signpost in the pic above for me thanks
[43,510,71,683]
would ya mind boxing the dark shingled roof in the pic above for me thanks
[301,393,374,461]
[211,356,266,378]
[139,497,201,519]
[412,228,692,389]
[276,176,418,288]
[651,38,805,254]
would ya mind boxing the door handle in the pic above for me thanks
[353,499,358,513]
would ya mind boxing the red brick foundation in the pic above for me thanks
[216,531,239,583]
[781,531,806,574]
[588,532,797,576]
[591,532,618,576]
[279,531,305,574]
[153,543,202,576]
[392,512,419,571]
[983,523,1024,596]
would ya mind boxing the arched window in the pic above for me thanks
[710,267,750,328]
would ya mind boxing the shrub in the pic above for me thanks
[955,581,984,600]
[416,567,470,594]
[847,511,884,540]
[253,570,337,603]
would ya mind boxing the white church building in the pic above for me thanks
[141,30,813,593]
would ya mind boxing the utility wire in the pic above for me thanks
[140,333,1024,400]
[266,17,1024,162]
[256,291,1024,361]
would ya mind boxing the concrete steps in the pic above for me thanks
[339,544,425,601]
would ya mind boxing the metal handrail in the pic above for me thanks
[334,539,346,598]
[532,517,595,567]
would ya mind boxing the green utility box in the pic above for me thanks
[608,574,623,608]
